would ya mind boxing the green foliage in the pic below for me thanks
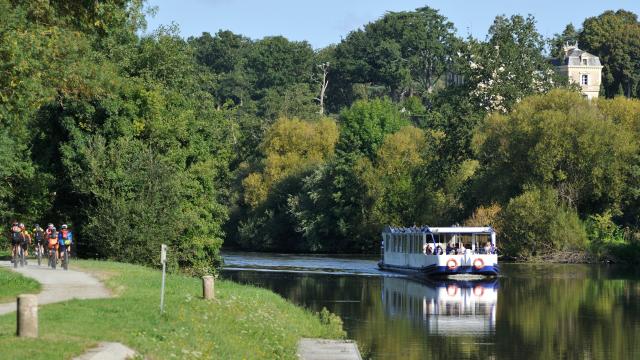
[237,117,339,251]
[499,187,587,259]
[473,89,637,215]
[318,307,347,338]
[585,211,640,262]
[579,10,640,98]
[328,6,460,110]
[3,0,640,263]
[462,15,560,113]
[0,1,230,274]
[549,23,579,59]
[360,126,445,227]
[337,98,408,159]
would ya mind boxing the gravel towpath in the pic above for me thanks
[0,260,111,315]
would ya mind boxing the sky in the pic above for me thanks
[144,0,640,49]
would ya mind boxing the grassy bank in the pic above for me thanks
[0,260,344,359]
[0,267,41,302]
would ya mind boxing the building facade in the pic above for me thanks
[552,43,603,99]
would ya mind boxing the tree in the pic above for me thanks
[499,186,587,259]
[472,89,637,216]
[360,126,444,227]
[549,23,579,59]
[238,117,339,251]
[316,62,330,115]
[579,10,640,98]
[327,6,459,110]
[246,36,315,93]
[337,98,408,159]
[463,15,559,113]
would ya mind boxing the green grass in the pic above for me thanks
[0,260,344,359]
[0,267,41,302]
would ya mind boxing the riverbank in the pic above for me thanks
[0,260,345,359]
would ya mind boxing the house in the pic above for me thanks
[551,43,603,99]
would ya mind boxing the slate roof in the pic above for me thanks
[550,47,602,66]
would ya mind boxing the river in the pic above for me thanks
[221,252,640,360]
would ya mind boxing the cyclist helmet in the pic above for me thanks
[19,223,25,229]
[34,223,40,228]
[47,223,54,228]
[61,224,68,229]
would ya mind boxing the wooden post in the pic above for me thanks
[17,294,37,338]
[202,275,214,300]
[160,244,167,314]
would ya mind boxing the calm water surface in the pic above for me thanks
[221,252,640,360]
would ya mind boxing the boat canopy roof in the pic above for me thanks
[382,226,494,234]
[429,227,494,234]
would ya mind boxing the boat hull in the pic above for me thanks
[379,261,499,277]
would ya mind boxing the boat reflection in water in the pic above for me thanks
[382,277,498,335]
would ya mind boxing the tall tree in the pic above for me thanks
[328,6,459,110]
[463,15,559,113]
[549,23,579,59]
[579,10,640,98]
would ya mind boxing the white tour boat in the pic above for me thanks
[378,226,499,276]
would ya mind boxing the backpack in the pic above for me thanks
[60,230,72,246]
[12,230,21,243]
[34,229,44,241]
[48,232,58,248]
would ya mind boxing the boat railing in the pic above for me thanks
[382,225,497,256]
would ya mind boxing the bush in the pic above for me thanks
[586,211,640,263]
[499,187,587,259]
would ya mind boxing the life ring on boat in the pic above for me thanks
[447,258,458,270]
[473,286,485,297]
[446,285,458,297]
[473,258,485,270]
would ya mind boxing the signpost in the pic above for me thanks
[160,244,167,313]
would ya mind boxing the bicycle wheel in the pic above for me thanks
[13,247,17,268]
[63,249,68,270]
[37,246,42,266]
[19,246,25,267]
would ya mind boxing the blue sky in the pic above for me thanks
[144,0,640,48]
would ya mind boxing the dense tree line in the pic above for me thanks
[2,1,640,267]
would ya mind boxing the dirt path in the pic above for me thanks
[0,260,111,315]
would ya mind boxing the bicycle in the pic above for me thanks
[48,246,57,269]
[19,243,26,267]
[61,246,70,271]
[12,243,19,268]
[36,242,43,266]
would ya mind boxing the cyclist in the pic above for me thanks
[45,223,55,237]
[10,221,22,263]
[33,224,45,259]
[58,224,73,260]
[18,223,31,264]
[47,228,58,265]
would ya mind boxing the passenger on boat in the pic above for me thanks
[457,243,466,255]
[424,244,433,255]
[446,242,454,255]
[435,245,443,255]
[484,241,492,254]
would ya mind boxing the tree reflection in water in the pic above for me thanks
[223,263,640,359]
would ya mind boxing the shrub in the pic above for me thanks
[499,187,587,259]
